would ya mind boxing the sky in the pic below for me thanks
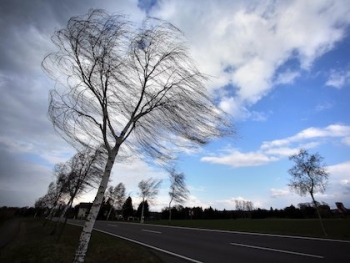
[1,0,350,211]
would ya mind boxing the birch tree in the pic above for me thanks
[168,168,189,221]
[138,178,161,223]
[106,182,126,220]
[288,149,329,236]
[42,9,233,262]
[52,147,104,238]
[43,164,70,226]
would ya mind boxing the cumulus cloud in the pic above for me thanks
[150,0,350,119]
[270,188,291,198]
[325,69,350,89]
[201,124,350,167]
[202,150,278,167]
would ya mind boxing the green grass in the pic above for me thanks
[148,218,350,240]
[0,218,162,263]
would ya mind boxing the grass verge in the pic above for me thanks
[148,218,350,240]
[0,218,162,263]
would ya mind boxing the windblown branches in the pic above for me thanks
[138,178,162,205]
[288,149,329,196]
[43,9,234,262]
[168,167,189,206]
[43,9,233,161]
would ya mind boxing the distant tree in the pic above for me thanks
[43,164,70,226]
[234,199,253,218]
[53,148,105,239]
[168,168,189,221]
[42,9,233,262]
[136,201,149,219]
[105,182,126,220]
[288,149,329,236]
[122,196,134,219]
[138,178,161,223]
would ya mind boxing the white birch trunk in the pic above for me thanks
[106,206,112,221]
[140,198,145,224]
[310,192,327,236]
[73,152,117,263]
[59,200,72,222]
[168,198,173,221]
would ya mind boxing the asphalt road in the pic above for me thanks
[69,220,350,263]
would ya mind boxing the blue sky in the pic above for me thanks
[0,0,349,211]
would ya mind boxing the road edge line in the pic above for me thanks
[138,222,350,243]
[230,242,324,259]
[94,228,204,263]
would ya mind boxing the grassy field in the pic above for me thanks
[148,218,350,240]
[0,218,162,263]
[2,218,349,262]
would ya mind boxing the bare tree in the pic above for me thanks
[105,182,126,220]
[288,149,329,236]
[43,164,70,226]
[53,148,105,239]
[138,178,161,223]
[168,168,189,221]
[43,9,233,262]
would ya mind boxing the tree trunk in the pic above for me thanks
[106,206,113,221]
[168,199,172,221]
[310,192,327,236]
[140,199,145,224]
[73,152,117,263]
[43,204,57,226]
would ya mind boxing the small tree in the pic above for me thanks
[168,168,189,221]
[136,200,149,219]
[43,9,233,262]
[53,148,104,238]
[288,149,329,236]
[138,178,161,223]
[43,164,70,226]
[122,196,134,219]
[105,182,126,220]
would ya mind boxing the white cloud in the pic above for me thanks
[202,124,350,167]
[274,70,300,85]
[314,101,334,112]
[151,0,350,119]
[262,124,350,149]
[201,150,278,167]
[325,69,350,89]
[270,188,291,198]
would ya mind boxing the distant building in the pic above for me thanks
[336,202,347,214]
[76,202,92,219]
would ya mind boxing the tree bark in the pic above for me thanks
[168,199,173,221]
[140,198,145,224]
[310,191,327,236]
[73,152,117,263]
[106,207,112,221]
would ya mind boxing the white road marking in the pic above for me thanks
[140,222,350,243]
[230,242,324,259]
[108,224,118,227]
[142,229,162,234]
[94,229,203,263]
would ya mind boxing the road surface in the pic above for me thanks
[69,220,350,263]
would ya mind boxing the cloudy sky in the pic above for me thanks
[1,0,350,211]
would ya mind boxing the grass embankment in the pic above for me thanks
[0,218,162,263]
[149,218,350,240]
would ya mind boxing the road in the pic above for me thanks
[69,220,350,263]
